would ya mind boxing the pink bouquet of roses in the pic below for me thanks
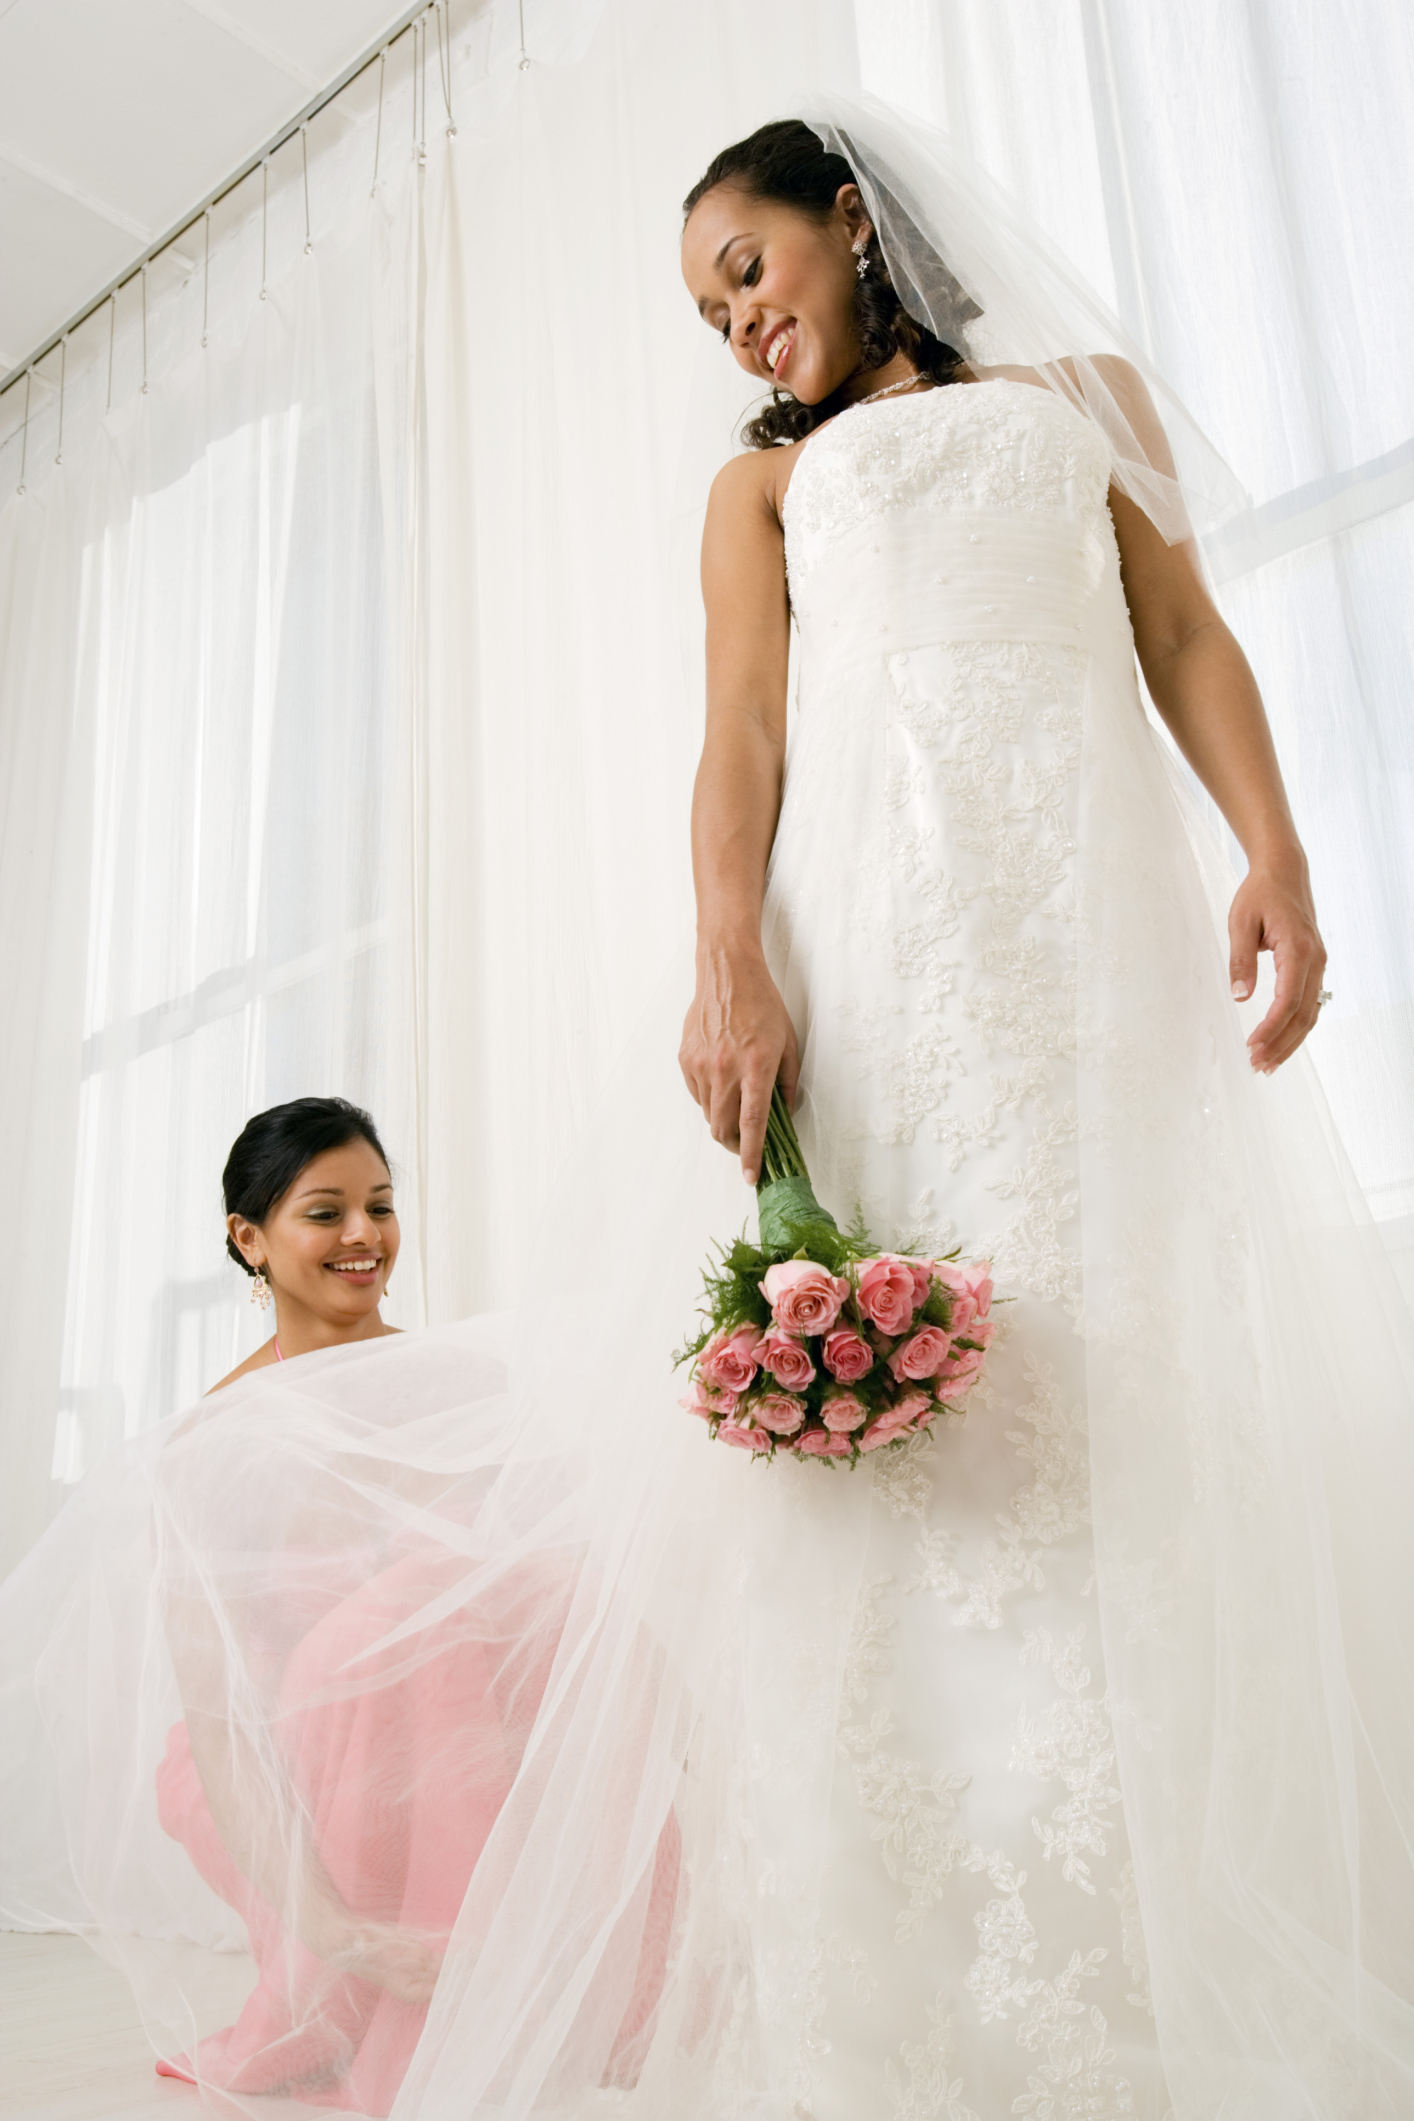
[678,1087,994,1462]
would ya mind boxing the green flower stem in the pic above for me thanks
[759,1083,809,1186]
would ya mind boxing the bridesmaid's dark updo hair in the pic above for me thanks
[683,119,974,449]
[223,1096,389,1273]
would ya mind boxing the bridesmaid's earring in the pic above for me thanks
[852,233,870,279]
[251,1266,273,1312]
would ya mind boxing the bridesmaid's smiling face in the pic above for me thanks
[682,180,870,406]
[228,1137,400,1329]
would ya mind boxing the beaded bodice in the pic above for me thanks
[782,377,1114,597]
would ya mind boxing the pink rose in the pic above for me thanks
[699,1324,761,1394]
[680,1381,740,1421]
[759,1260,850,1335]
[793,1427,854,1457]
[863,1388,934,1450]
[822,1327,874,1382]
[855,1255,920,1336]
[821,1389,867,1434]
[935,1259,994,1324]
[889,1324,953,1383]
[931,1263,977,1337]
[754,1330,816,1392]
[752,1391,807,1437]
[858,1419,900,1453]
[905,1258,935,1308]
[963,1261,994,1315]
[938,1347,986,1398]
[717,1418,768,1452]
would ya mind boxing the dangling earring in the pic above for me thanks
[251,1266,273,1312]
[852,231,870,279]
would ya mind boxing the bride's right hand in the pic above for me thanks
[679,939,800,1186]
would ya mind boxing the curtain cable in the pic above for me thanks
[519,0,529,70]
[202,209,211,349]
[436,1,457,136]
[55,337,66,465]
[372,47,387,196]
[15,368,30,495]
[414,17,424,166]
[140,263,148,394]
[420,13,429,166]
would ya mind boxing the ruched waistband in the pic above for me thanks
[791,509,1134,683]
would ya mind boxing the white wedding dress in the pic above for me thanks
[4,371,1414,2121]
[748,376,1166,2119]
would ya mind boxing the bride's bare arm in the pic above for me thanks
[681,450,799,1182]
[1100,369,1325,1072]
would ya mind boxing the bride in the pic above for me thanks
[675,114,1330,2117]
[3,95,1413,2121]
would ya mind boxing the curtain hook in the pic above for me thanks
[107,291,116,411]
[141,262,149,394]
[55,335,67,465]
[372,47,387,197]
[202,207,212,349]
[301,123,312,253]
[260,157,269,300]
[16,366,31,495]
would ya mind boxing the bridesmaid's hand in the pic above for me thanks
[322,1913,445,2004]
[680,940,799,1185]
[1228,850,1327,1073]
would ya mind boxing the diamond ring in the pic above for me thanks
[1316,988,1332,1008]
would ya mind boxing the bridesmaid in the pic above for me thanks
[155,1100,509,2110]
[154,1097,676,2111]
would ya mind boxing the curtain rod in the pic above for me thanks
[0,0,440,401]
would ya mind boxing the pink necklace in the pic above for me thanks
[273,1339,284,1362]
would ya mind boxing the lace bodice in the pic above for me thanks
[782,378,1114,593]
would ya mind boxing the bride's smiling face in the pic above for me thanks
[681,180,868,405]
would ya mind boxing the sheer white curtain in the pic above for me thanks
[1,0,1410,1575]
[0,0,858,1573]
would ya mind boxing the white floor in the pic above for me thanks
[0,1933,252,2121]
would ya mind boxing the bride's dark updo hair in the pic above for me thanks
[223,1096,389,1272]
[683,119,971,449]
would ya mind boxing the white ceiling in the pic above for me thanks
[0,0,418,377]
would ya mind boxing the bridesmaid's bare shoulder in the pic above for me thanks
[206,1341,280,1396]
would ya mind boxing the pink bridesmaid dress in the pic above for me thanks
[153,1548,519,2110]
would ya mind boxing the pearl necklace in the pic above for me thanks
[855,371,932,408]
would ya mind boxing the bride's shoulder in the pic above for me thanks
[970,355,1156,426]
[707,439,809,534]
[968,355,1142,393]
